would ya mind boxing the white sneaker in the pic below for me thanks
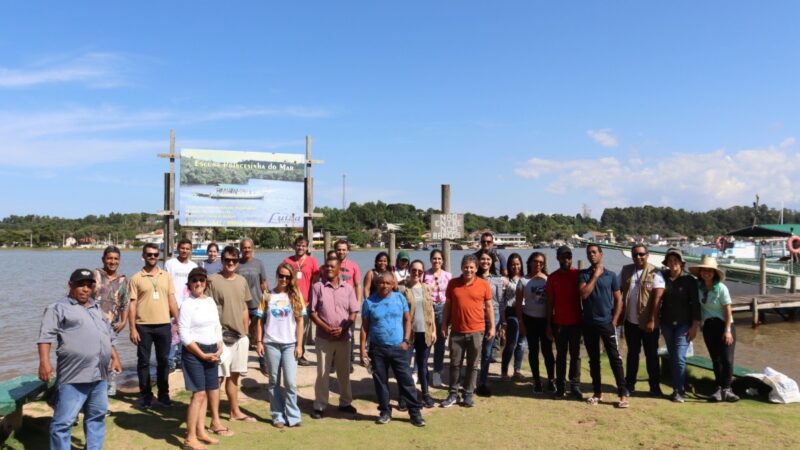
[432,372,443,388]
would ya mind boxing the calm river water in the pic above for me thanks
[2,248,797,382]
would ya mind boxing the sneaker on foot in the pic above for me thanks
[297,356,311,366]
[648,388,665,398]
[410,416,426,427]
[532,380,543,394]
[512,371,525,382]
[709,387,723,402]
[422,396,435,409]
[311,409,323,419]
[431,372,444,388]
[440,393,459,408]
[547,380,557,394]
[670,392,685,403]
[375,413,391,425]
[553,390,566,400]
[723,388,740,402]
[397,402,408,412]
[570,388,584,401]
[462,393,475,407]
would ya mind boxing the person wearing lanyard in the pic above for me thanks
[282,236,320,366]
[128,243,178,409]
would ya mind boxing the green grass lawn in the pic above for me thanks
[6,360,800,449]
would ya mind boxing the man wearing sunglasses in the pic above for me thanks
[619,244,665,397]
[128,243,179,409]
[208,245,255,425]
[472,231,507,277]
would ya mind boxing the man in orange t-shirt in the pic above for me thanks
[440,255,494,408]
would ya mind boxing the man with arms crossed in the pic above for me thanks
[579,244,630,408]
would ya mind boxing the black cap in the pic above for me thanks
[188,267,208,280]
[662,247,684,266]
[70,268,95,283]
[556,246,573,257]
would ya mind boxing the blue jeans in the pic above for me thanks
[51,381,108,450]
[478,306,500,387]
[501,308,525,375]
[412,332,431,395]
[265,342,301,426]
[661,322,690,394]
[369,343,421,417]
[433,303,446,373]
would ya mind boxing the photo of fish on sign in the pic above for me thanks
[179,149,305,228]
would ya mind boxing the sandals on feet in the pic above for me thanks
[617,399,630,409]
[197,434,219,445]
[230,415,257,423]
[586,396,602,405]
[207,427,234,437]
[183,439,208,450]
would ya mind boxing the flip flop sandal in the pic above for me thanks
[586,396,602,405]
[207,427,235,436]
[230,415,257,423]
[617,400,630,409]
[183,439,207,450]
[197,434,219,445]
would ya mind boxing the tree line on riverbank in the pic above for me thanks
[1,203,796,248]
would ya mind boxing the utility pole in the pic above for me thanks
[157,130,178,264]
[304,136,324,249]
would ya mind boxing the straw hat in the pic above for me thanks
[688,255,725,281]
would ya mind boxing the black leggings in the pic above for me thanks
[523,315,554,381]
[702,318,736,389]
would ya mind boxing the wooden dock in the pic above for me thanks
[731,293,800,327]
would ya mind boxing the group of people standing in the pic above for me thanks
[37,232,739,449]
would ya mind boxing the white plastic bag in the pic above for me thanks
[748,367,800,404]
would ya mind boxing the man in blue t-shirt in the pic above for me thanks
[578,244,630,408]
[360,273,425,427]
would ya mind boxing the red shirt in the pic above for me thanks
[282,254,320,305]
[446,276,492,334]
[339,259,362,290]
[545,268,581,326]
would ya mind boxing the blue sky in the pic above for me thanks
[1,1,798,220]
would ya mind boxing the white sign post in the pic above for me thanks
[431,213,464,240]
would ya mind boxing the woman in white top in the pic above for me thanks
[500,253,526,381]
[256,262,305,428]
[178,267,224,449]
[517,252,554,394]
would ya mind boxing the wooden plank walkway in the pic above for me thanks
[730,293,800,327]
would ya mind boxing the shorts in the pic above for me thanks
[219,335,250,377]
[182,343,220,392]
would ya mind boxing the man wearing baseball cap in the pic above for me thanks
[38,268,123,450]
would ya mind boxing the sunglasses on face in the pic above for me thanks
[189,278,206,284]
[633,252,648,257]
[410,268,424,274]
[481,240,493,244]
[223,258,238,264]
[277,273,292,281]
[144,253,159,258]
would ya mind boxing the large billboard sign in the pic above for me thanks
[179,149,304,228]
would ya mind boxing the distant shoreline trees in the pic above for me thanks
[1,203,796,248]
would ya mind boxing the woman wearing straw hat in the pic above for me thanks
[689,255,739,402]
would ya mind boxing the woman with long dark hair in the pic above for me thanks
[422,249,452,388]
[500,253,526,381]
[518,252,555,394]
[364,252,390,298]
[476,250,507,397]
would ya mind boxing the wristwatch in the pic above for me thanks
[402,339,410,345]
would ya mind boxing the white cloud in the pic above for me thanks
[0,52,128,88]
[587,128,619,147]
[0,105,330,167]
[515,139,800,210]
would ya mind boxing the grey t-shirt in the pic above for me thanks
[37,297,116,385]
[237,258,268,309]
[412,286,426,333]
